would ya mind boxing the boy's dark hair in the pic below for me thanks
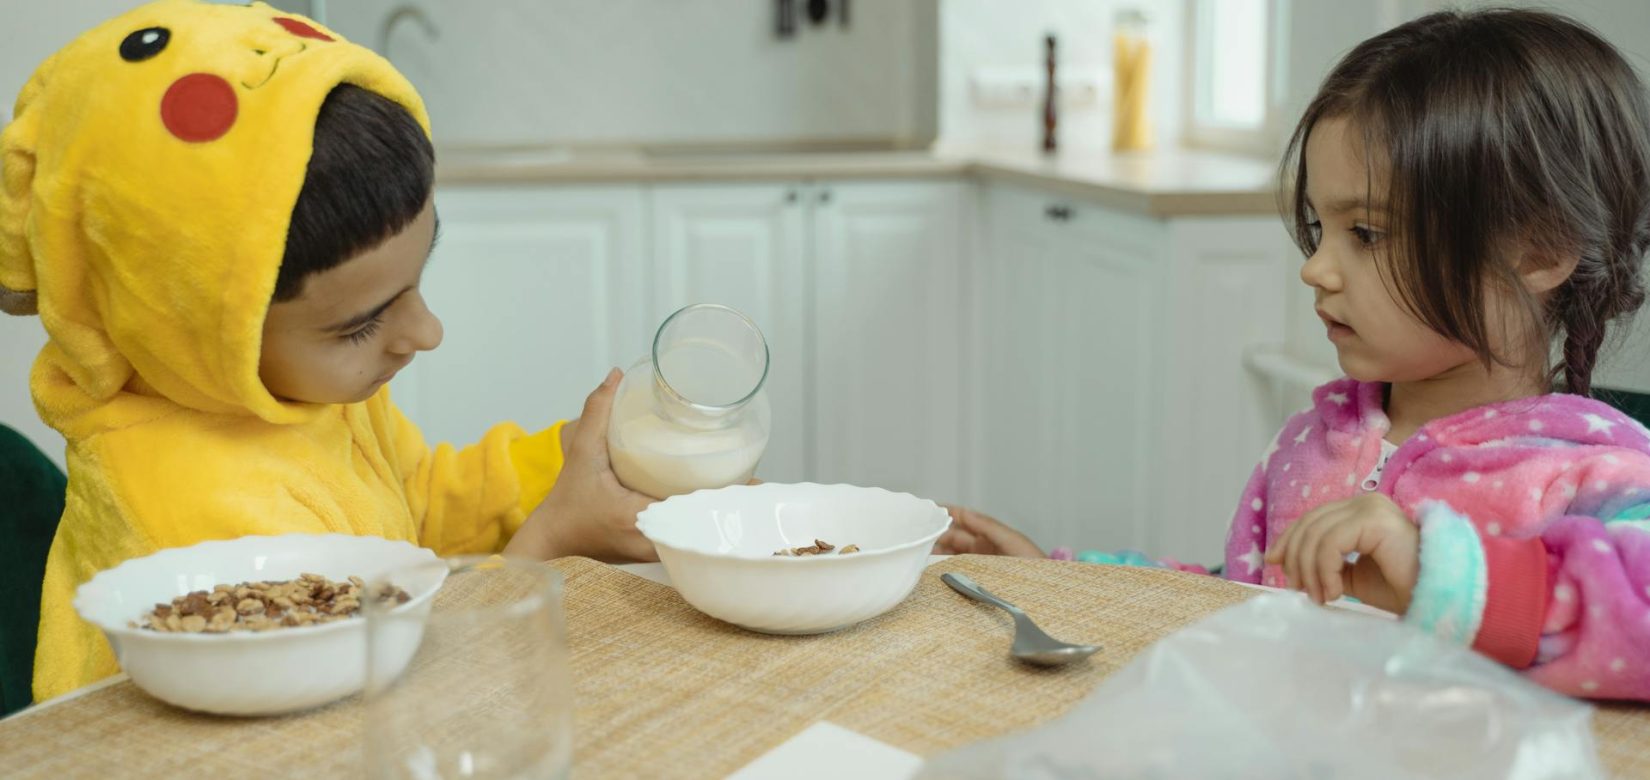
[274,84,434,302]
[1282,9,1650,396]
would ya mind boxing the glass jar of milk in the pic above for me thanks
[607,304,771,499]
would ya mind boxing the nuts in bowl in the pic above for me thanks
[74,534,446,716]
[136,573,410,633]
[636,483,951,634]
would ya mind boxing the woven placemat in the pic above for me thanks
[2,555,1645,778]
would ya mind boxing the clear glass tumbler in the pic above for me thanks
[364,557,572,780]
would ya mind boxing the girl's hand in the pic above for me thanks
[1265,493,1420,612]
[935,506,1045,558]
[505,369,659,563]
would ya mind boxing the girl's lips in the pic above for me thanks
[1317,309,1354,341]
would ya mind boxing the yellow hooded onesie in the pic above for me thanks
[0,0,565,701]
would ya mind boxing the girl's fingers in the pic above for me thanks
[1296,510,1347,604]
[1312,518,1364,604]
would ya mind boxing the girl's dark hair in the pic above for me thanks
[274,84,434,302]
[1283,8,1650,396]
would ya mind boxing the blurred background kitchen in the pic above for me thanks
[3,0,1648,566]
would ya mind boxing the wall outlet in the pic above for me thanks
[969,67,1107,109]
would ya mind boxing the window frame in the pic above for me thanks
[1182,0,1290,157]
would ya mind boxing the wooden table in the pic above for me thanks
[4,556,1646,778]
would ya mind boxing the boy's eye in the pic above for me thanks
[344,318,383,345]
[1351,225,1384,248]
[120,27,170,62]
[1305,219,1324,245]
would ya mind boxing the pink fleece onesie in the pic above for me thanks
[1226,378,1650,701]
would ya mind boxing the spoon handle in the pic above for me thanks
[941,572,1025,617]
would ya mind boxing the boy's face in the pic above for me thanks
[259,200,443,404]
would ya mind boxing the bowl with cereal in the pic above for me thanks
[635,483,951,634]
[73,533,447,716]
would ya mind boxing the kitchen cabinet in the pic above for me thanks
[0,170,1297,565]
[648,183,808,483]
[642,180,966,496]
[390,185,650,447]
[973,182,1293,565]
[811,181,967,503]
[975,184,1167,555]
[402,178,965,503]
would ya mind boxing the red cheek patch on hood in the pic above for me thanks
[161,73,238,142]
[273,17,333,41]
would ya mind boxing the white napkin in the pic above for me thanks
[729,721,922,780]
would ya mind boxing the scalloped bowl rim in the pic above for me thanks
[635,482,952,561]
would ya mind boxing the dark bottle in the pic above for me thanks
[1043,34,1058,153]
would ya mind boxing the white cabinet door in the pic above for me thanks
[975,186,1059,534]
[811,180,966,503]
[977,184,1167,554]
[649,183,808,483]
[1154,219,1295,566]
[391,185,648,447]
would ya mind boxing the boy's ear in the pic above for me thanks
[0,54,49,317]
[1517,247,1581,296]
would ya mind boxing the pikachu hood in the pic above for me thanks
[6,2,566,704]
[0,0,429,434]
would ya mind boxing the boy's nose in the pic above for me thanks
[385,295,443,355]
[406,294,444,353]
[412,311,444,353]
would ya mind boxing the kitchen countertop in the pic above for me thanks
[435,145,1283,218]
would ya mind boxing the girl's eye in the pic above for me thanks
[344,318,383,345]
[1351,225,1384,248]
[1306,219,1324,244]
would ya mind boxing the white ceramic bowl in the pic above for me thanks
[74,534,447,716]
[635,483,951,634]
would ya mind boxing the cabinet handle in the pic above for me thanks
[785,189,799,204]
[818,189,832,205]
[1045,204,1072,222]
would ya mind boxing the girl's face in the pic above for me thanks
[1298,116,1487,384]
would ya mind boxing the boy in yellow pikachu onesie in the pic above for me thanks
[0,0,654,703]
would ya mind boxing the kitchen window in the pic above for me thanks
[1184,0,1286,156]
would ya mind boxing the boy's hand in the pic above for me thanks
[935,505,1045,558]
[506,369,659,563]
[1265,492,1419,612]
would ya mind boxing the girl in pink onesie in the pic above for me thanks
[939,8,1650,702]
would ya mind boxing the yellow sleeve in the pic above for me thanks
[378,396,566,556]
[34,492,154,703]
[508,423,566,518]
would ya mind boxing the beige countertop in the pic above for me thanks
[435,145,1283,218]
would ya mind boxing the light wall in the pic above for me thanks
[321,0,939,149]
[936,0,1183,153]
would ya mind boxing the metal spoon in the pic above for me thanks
[942,572,1101,666]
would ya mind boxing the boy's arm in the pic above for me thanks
[374,393,567,555]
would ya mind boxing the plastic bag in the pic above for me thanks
[917,593,1600,780]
